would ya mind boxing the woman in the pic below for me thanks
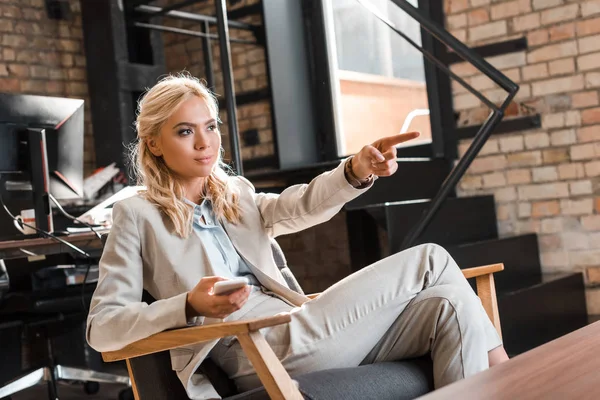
[86,74,508,399]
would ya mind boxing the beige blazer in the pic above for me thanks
[86,159,372,399]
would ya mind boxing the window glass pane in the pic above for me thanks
[328,0,432,156]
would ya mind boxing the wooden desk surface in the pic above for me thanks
[419,321,600,399]
[0,230,108,260]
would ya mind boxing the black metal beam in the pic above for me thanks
[228,3,262,20]
[201,21,215,90]
[357,0,519,250]
[455,114,541,140]
[217,88,270,109]
[139,0,207,19]
[215,0,243,175]
[418,0,456,159]
[133,21,257,45]
[135,4,257,31]
[446,37,528,65]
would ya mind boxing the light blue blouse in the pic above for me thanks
[185,198,260,288]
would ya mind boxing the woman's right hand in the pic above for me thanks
[186,276,251,319]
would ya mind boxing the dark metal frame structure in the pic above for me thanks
[82,0,518,252]
[356,0,518,249]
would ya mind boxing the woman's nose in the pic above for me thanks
[193,134,209,150]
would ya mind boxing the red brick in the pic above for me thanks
[532,75,584,96]
[469,155,507,173]
[576,17,600,36]
[542,148,569,164]
[7,64,29,78]
[549,22,575,41]
[528,41,577,63]
[581,107,600,124]
[572,91,599,108]
[577,52,600,71]
[0,77,19,92]
[507,150,543,167]
[558,163,585,180]
[507,168,532,184]
[448,13,467,29]
[541,4,579,25]
[528,29,549,46]
[578,34,600,54]
[571,143,596,160]
[570,180,593,195]
[491,1,521,20]
[469,21,507,41]
[533,0,562,10]
[582,1,600,18]
[469,8,490,25]
[532,201,560,217]
[513,13,541,32]
[448,0,469,14]
[577,126,600,143]
[548,58,575,76]
[519,182,569,200]
[522,63,549,81]
[45,81,65,95]
[586,161,600,177]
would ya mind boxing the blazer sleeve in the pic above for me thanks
[240,158,374,238]
[86,200,190,352]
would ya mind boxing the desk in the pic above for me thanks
[0,230,108,260]
[419,321,600,399]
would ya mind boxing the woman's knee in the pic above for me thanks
[418,285,483,324]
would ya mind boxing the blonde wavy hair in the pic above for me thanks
[131,73,242,238]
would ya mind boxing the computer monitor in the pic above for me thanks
[0,93,85,237]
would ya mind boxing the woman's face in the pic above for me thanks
[149,95,221,180]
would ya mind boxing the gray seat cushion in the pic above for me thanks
[226,358,434,400]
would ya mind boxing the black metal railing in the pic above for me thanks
[356,0,519,250]
[131,1,258,175]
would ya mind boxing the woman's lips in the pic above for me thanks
[194,156,213,164]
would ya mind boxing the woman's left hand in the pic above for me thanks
[352,131,420,179]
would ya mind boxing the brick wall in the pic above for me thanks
[445,0,600,315]
[0,0,94,175]
[160,0,275,164]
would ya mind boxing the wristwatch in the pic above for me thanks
[345,156,375,189]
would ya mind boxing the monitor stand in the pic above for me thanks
[25,127,54,234]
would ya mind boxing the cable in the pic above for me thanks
[0,175,95,310]
[48,193,102,240]
[48,193,102,310]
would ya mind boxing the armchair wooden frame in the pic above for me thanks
[102,263,504,400]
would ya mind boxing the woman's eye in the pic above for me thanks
[207,124,217,131]
[178,128,193,136]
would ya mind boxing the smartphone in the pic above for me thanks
[213,278,248,296]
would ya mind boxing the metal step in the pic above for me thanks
[346,195,498,271]
[385,195,498,251]
[450,234,542,294]
[497,273,588,356]
[345,158,452,209]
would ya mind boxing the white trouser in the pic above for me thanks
[209,243,502,391]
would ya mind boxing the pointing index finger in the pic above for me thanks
[378,131,420,149]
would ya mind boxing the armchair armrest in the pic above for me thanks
[308,263,504,338]
[102,313,291,362]
[463,263,504,339]
[461,263,504,279]
[102,313,303,400]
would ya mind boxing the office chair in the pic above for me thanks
[98,235,503,399]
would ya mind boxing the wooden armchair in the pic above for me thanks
[101,263,504,400]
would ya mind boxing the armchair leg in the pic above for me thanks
[237,331,303,400]
[0,368,47,398]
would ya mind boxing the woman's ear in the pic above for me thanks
[147,138,163,157]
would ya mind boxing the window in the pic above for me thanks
[324,0,432,156]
